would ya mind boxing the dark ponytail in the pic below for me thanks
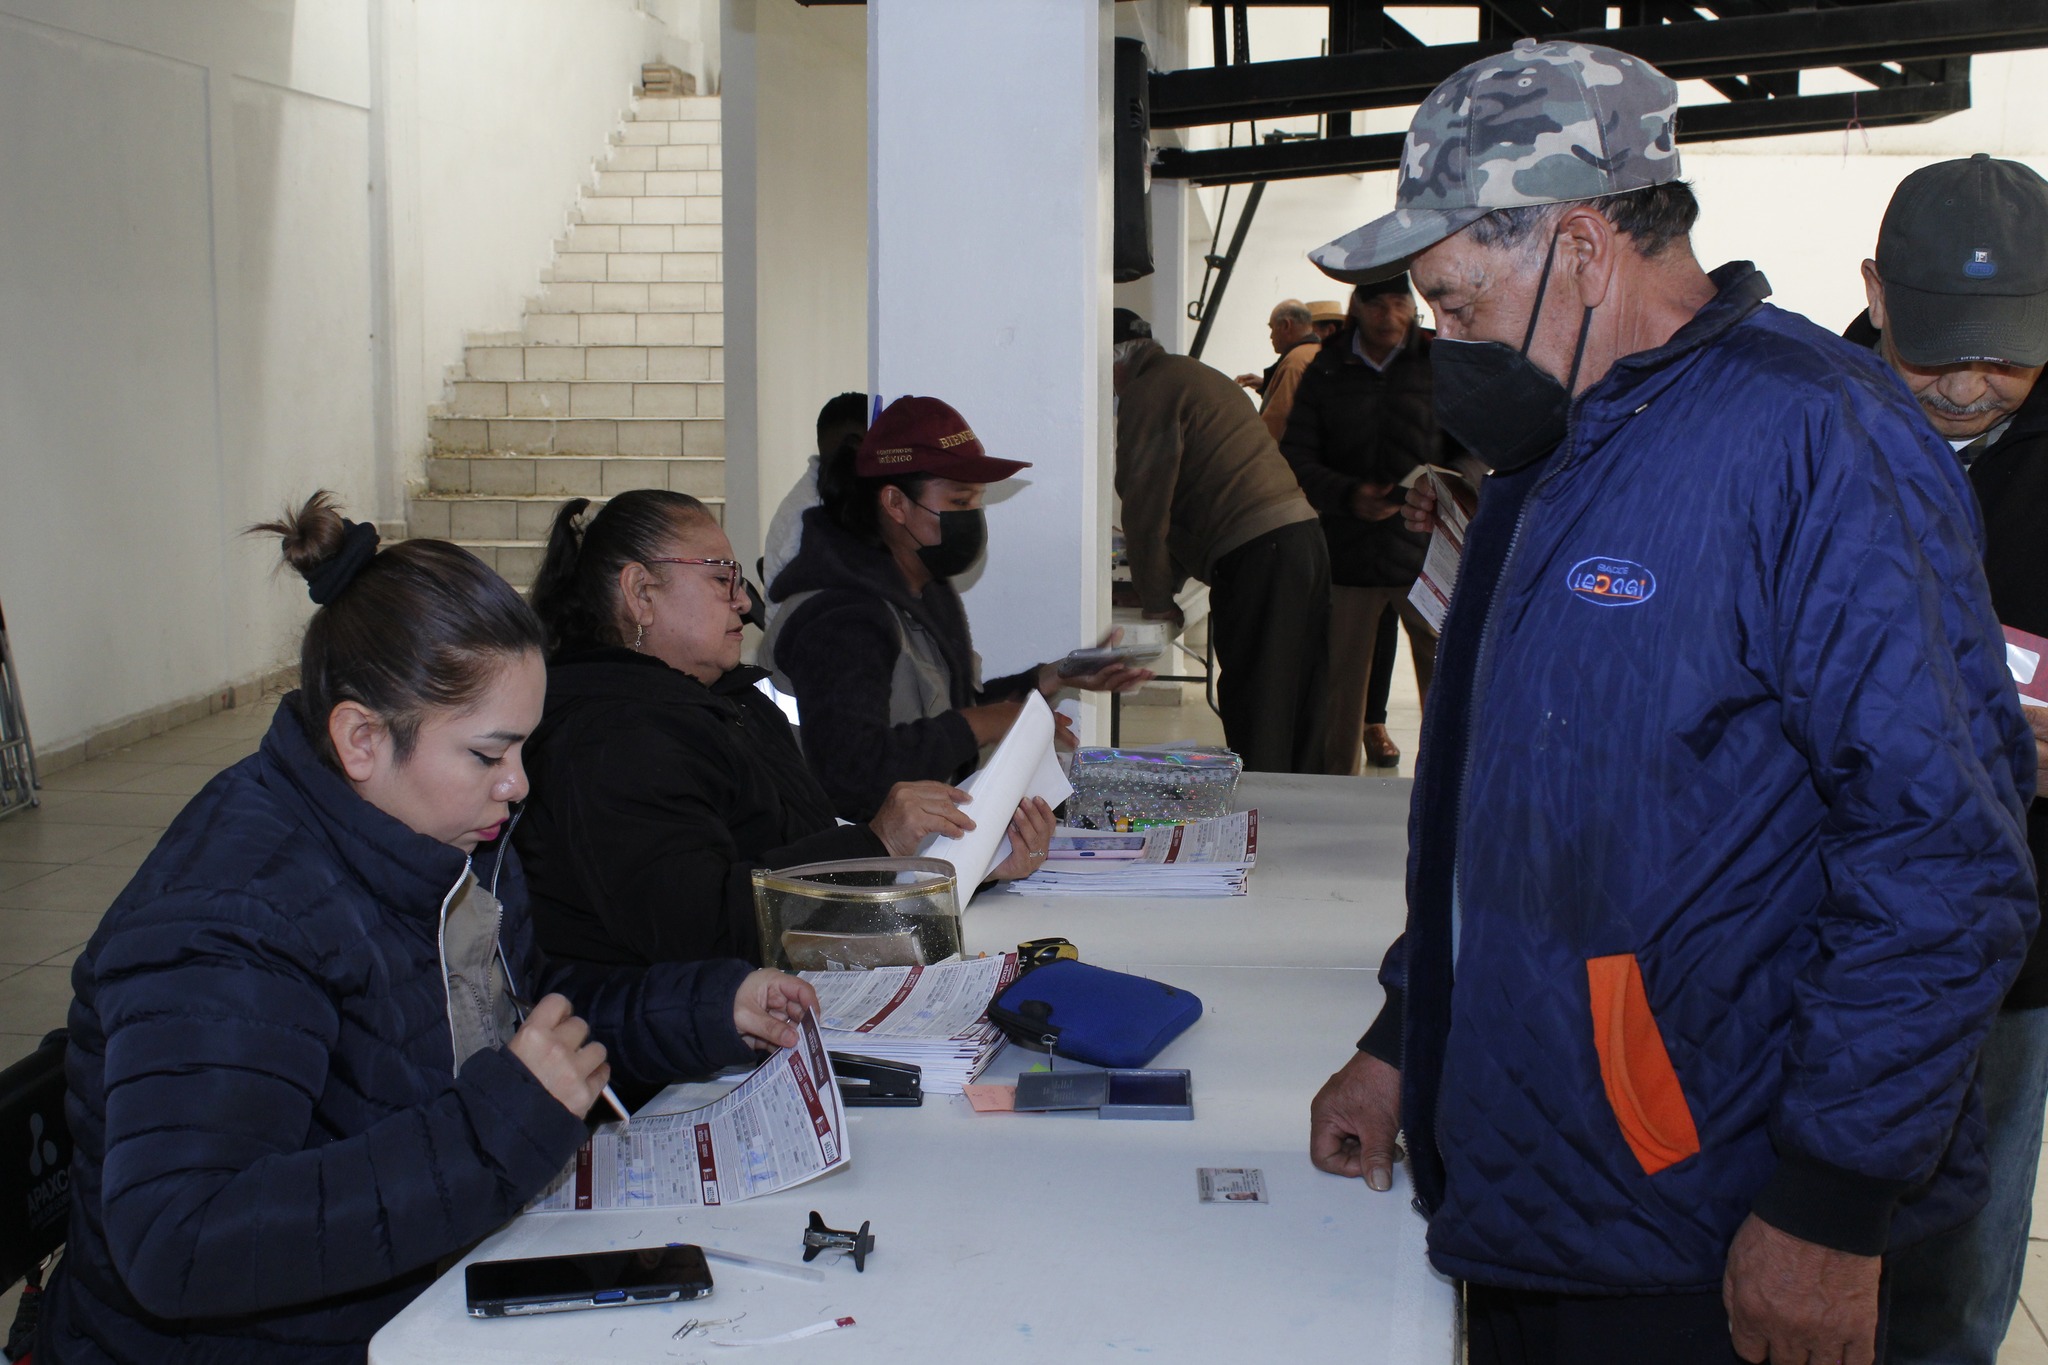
[816,431,931,549]
[529,489,715,654]
[250,492,544,770]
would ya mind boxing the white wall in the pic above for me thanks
[1176,7,2048,388]
[868,0,1116,714]
[0,0,383,753]
[720,0,868,578]
[0,0,707,754]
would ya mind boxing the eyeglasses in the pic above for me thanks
[643,557,749,607]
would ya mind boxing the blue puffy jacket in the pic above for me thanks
[39,699,757,1362]
[1362,264,2038,1295]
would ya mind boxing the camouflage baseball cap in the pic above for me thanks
[1311,38,1681,283]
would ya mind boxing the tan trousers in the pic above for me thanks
[1324,584,1438,776]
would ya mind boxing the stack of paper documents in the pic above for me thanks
[1001,811,1260,897]
[801,954,1020,1094]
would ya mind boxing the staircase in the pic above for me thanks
[409,94,725,588]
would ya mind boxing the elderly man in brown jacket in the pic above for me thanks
[1112,309,1329,773]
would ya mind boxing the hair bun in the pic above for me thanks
[249,491,380,605]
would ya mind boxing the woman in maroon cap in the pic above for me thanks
[762,396,1150,823]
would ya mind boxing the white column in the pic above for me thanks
[868,0,1115,739]
[368,0,424,526]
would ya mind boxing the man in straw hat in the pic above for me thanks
[1303,38,2036,1365]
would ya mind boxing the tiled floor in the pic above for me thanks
[3,682,2045,1359]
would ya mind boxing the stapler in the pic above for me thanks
[802,1212,875,1272]
[828,1052,922,1107]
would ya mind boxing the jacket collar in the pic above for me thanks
[258,696,488,923]
[1316,321,1424,372]
[1566,262,1772,441]
[546,645,769,713]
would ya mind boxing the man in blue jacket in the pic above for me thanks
[1303,39,2037,1365]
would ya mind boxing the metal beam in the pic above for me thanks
[1154,78,1972,185]
[1151,0,2048,128]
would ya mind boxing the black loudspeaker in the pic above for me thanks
[1113,36,1154,283]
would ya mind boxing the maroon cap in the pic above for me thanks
[854,396,1031,482]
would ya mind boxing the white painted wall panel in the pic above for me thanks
[0,14,236,747]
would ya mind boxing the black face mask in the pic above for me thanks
[1431,232,1595,473]
[911,503,986,579]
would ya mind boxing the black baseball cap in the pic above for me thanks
[1876,153,2048,368]
[1112,308,1152,345]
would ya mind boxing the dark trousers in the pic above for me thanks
[1469,1281,1891,1365]
[1207,520,1330,774]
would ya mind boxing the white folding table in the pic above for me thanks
[368,776,1454,1364]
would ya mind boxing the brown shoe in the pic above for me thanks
[1363,724,1401,769]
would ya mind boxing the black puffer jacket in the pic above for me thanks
[1279,322,1451,587]
[41,700,754,1364]
[516,647,885,967]
[764,508,1039,821]
[1848,309,2048,1009]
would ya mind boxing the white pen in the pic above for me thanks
[701,1247,826,1284]
[507,990,632,1129]
[601,1084,631,1129]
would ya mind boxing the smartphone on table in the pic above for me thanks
[465,1245,713,1317]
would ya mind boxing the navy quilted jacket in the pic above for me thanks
[39,699,757,1362]
[1361,265,2038,1294]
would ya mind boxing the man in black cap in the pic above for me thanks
[1280,274,1464,774]
[1847,152,2048,1365]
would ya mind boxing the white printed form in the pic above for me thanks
[806,954,1015,1039]
[527,1011,849,1213]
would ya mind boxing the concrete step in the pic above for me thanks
[442,377,723,420]
[529,281,724,318]
[428,414,724,458]
[586,172,723,203]
[612,119,722,149]
[556,218,725,256]
[624,96,721,124]
[542,239,723,281]
[599,145,723,176]
[464,343,721,382]
[422,452,724,499]
[407,488,726,543]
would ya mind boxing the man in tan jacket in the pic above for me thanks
[1234,299,1322,441]
[1113,309,1329,773]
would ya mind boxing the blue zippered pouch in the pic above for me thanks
[987,959,1203,1069]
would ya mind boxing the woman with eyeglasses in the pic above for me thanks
[517,490,1049,972]
[762,396,1152,824]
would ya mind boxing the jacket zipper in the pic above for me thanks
[1433,418,1580,1187]
[436,855,476,1079]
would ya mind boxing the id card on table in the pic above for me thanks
[1197,1167,1269,1204]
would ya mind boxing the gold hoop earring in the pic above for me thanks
[632,622,645,651]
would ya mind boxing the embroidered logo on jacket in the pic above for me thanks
[1566,557,1657,607]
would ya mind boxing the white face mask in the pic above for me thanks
[1112,339,1145,366]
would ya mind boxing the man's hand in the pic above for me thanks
[1723,1214,1881,1365]
[2025,705,2048,798]
[1349,481,1405,522]
[508,993,611,1117]
[734,969,819,1052]
[1400,479,1440,536]
[1309,1050,1403,1191]
[1234,372,1265,394]
[988,797,1057,881]
[869,781,976,856]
